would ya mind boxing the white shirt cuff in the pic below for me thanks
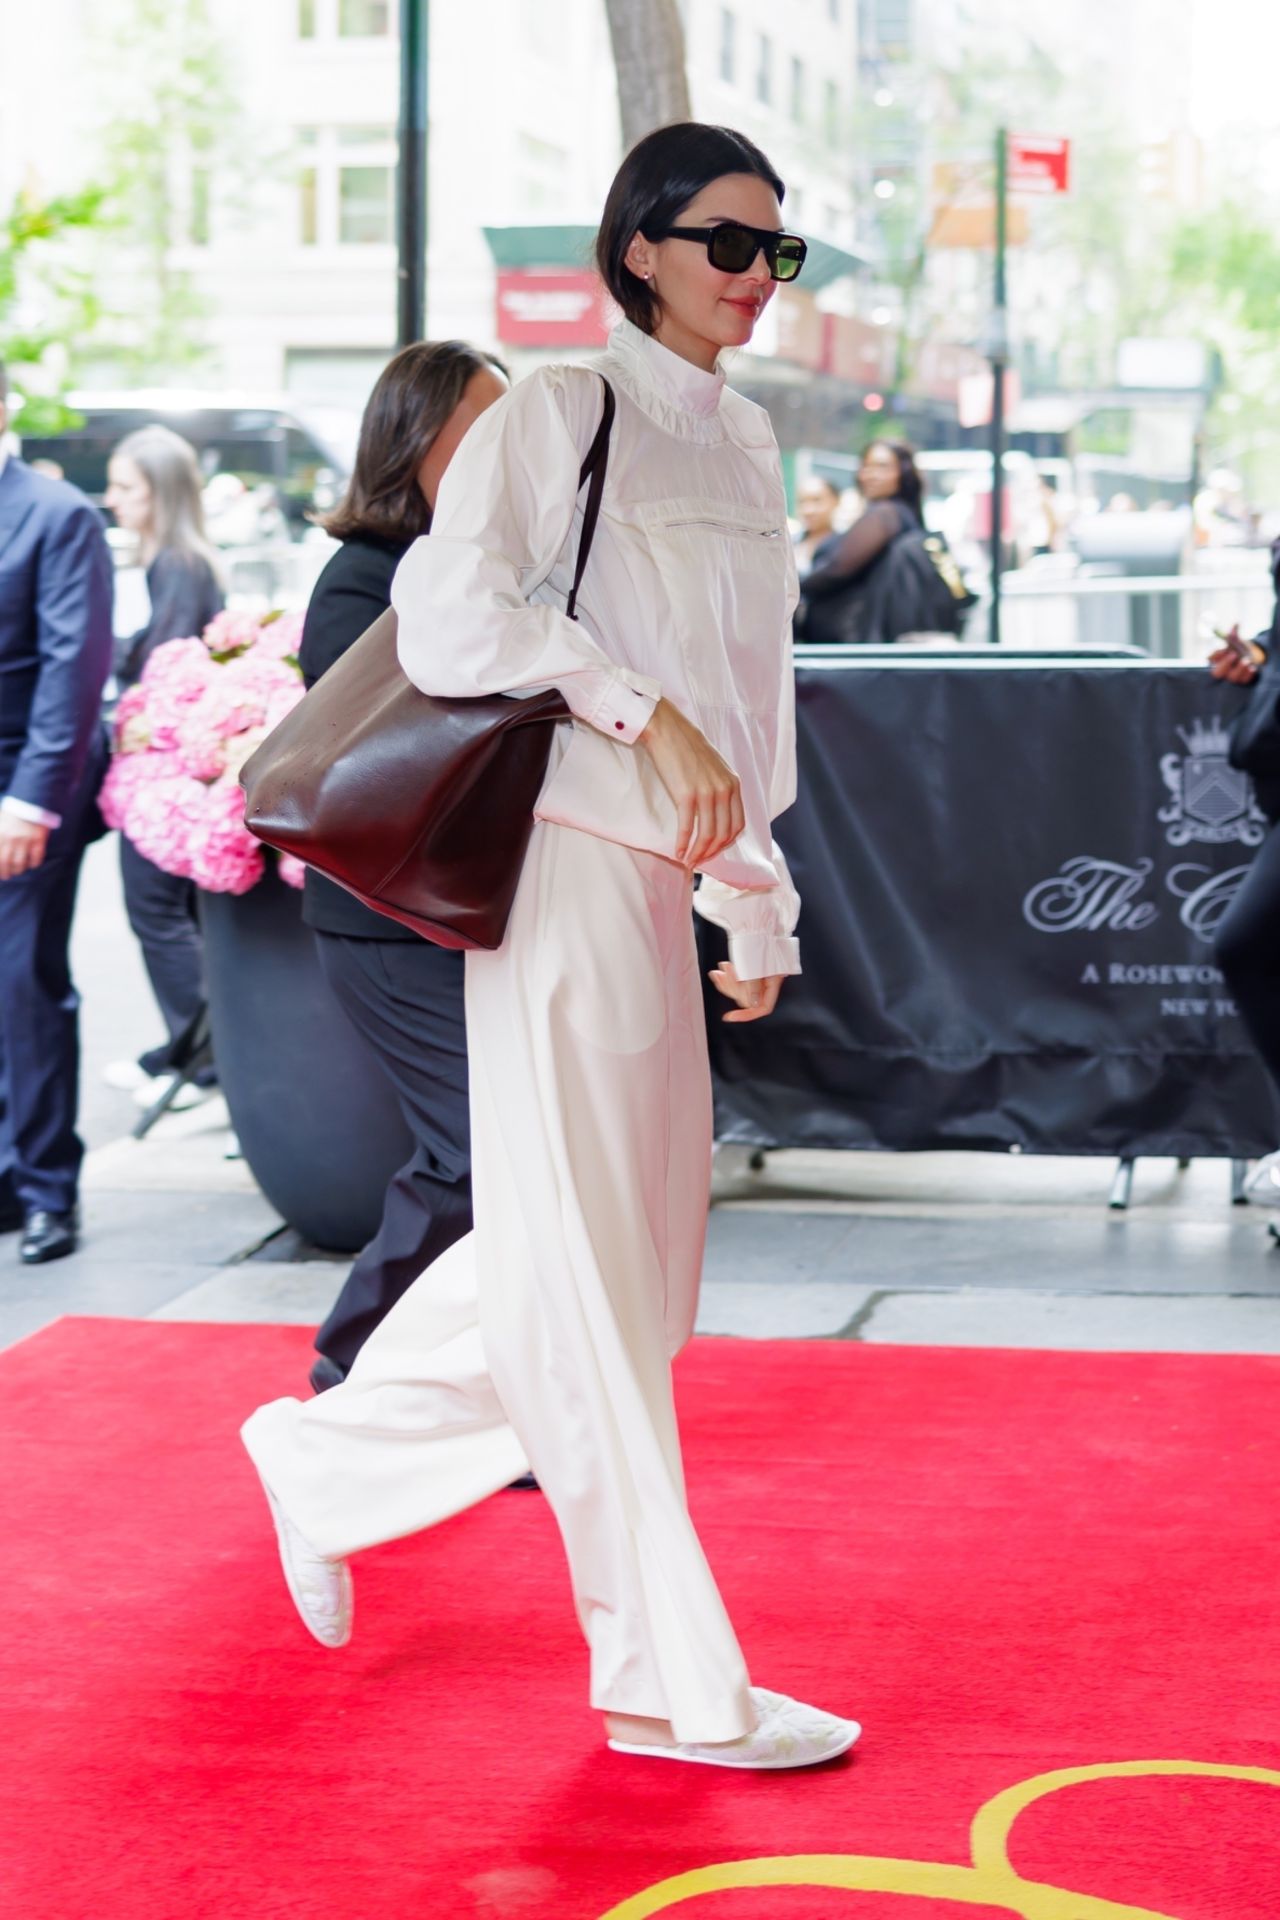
[571,668,661,744]
[729,930,802,981]
[1,796,61,830]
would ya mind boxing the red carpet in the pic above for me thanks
[1,1319,1278,1920]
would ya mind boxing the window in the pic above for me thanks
[296,125,395,246]
[756,33,772,105]
[338,0,390,36]
[790,55,805,123]
[719,8,735,83]
[298,0,317,36]
[299,167,319,244]
[297,127,319,244]
[339,167,393,243]
[824,78,839,143]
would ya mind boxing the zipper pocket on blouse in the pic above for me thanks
[662,518,783,539]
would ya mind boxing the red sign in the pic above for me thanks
[1007,133,1071,196]
[495,269,610,347]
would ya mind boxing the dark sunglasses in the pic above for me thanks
[654,220,808,283]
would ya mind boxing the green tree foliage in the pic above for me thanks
[96,0,245,378]
[1166,204,1280,497]
[1168,205,1280,336]
[0,187,113,433]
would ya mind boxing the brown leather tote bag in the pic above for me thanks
[240,376,615,951]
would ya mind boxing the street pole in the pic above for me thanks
[397,0,428,348]
[989,125,1008,645]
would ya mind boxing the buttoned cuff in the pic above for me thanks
[729,930,801,981]
[2,796,61,831]
[570,668,661,744]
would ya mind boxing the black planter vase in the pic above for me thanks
[199,869,413,1251]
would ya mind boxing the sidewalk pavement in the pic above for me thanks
[4,836,1278,1358]
[4,1093,1279,1356]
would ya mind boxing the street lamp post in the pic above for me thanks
[397,0,429,348]
[989,125,1008,646]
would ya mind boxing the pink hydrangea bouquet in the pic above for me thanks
[100,609,308,895]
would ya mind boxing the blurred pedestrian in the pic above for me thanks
[302,340,508,1394]
[103,427,224,1107]
[1210,539,1280,1199]
[793,475,842,576]
[241,120,858,1771]
[0,361,113,1263]
[1028,475,1061,557]
[798,437,929,644]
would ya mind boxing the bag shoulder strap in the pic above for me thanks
[566,374,615,622]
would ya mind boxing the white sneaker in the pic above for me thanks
[1244,1150,1280,1208]
[252,1467,352,1649]
[608,1686,860,1770]
[103,1059,149,1092]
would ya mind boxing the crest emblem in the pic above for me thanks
[1159,716,1266,847]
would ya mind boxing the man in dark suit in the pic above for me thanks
[0,363,114,1263]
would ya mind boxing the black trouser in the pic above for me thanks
[1216,820,1280,1096]
[0,769,101,1215]
[119,835,205,1071]
[312,932,472,1373]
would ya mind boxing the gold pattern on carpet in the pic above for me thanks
[596,1759,1280,1918]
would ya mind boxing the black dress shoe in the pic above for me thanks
[19,1208,80,1265]
[308,1353,347,1394]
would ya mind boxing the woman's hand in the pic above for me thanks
[1209,627,1263,685]
[709,962,785,1023]
[637,698,745,868]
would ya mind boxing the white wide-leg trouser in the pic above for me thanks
[241,823,754,1744]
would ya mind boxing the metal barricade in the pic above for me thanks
[989,556,1273,659]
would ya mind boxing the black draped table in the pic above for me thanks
[702,650,1280,1159]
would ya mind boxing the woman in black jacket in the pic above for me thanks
[797,438,925,645]
[104,427,224,1101]
[302,340,508,1393]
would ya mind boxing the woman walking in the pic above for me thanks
[300,340,508,1393]
[104,427,223,1101]
[242,122,859,1770]
[798,437,926,645]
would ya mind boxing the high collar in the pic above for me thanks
[604,317,727,443]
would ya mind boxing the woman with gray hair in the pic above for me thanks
[104,426,224,1103]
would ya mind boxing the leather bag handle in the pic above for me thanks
[566,375,615,622]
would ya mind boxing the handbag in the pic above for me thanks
[240,375,616,951]
[879,525,977,640]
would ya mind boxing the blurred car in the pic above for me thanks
[16,391,356,541]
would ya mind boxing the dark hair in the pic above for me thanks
[862,438,925,522]
[322,339,508,543]
[595,122,785,335]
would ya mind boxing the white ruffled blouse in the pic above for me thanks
[391,316,801,979]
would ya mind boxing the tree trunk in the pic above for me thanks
[603,0,692,150]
